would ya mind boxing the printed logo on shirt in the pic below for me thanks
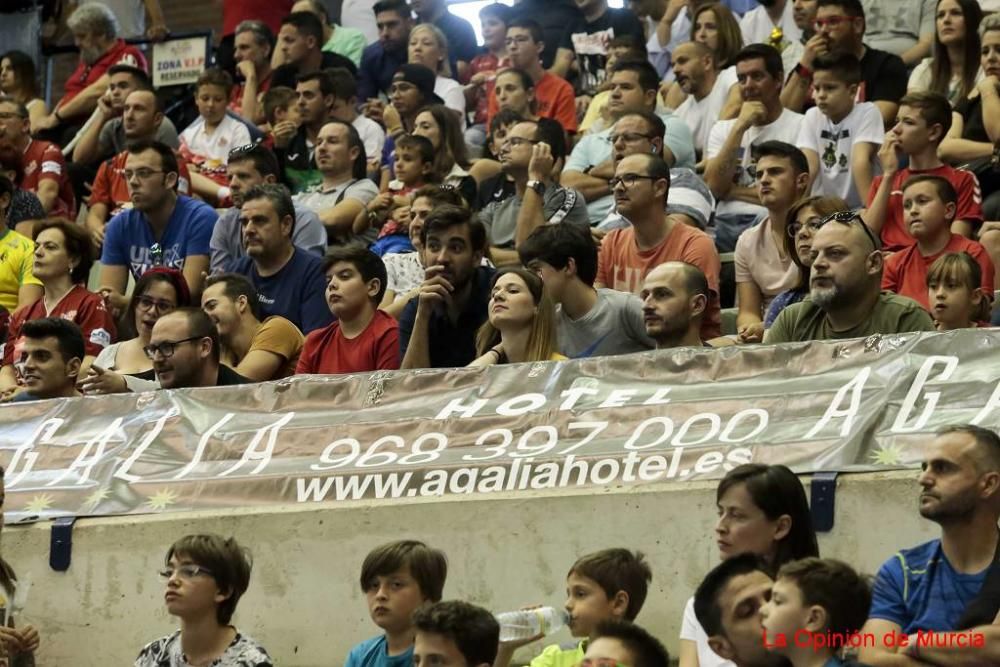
[90,328,112,348]
[23,160,38,177]
[129,243,183,278]
[41,160,63,175]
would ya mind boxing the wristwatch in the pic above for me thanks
[527,180,546,196]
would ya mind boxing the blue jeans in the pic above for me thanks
[714,213,764,254]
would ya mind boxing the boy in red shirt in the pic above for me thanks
[882,175,994,310]
[296,247,400,374]
[865,92,982,253]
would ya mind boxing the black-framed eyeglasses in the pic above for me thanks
[817,210,880,250]
[143,336,203,360]
[609,132,654,144]
[124,168,164,181]
[136,295,176,313]
[787,215,826,238]
[149,243,164,267]
[609,174,657,189]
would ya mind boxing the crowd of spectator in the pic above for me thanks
[0,0,996,401]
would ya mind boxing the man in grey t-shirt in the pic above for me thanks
[480,120,589,266]
[519,223,654,358]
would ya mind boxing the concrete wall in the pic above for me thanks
[4,470,938,666]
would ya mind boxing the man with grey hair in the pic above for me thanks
[232,20,275,123]
[765,213,934,342]
[35,2,147,136]
[100,0,169,40]
[231,183,333,333]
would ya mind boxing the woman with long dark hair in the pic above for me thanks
[0,51,47,133]
[909,0,984,105]
[412,104,476,205]
[678,463,820,667]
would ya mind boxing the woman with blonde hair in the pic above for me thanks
[408,23,466,122]
[469,267,565,366]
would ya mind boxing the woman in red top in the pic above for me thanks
[0,219,116,397]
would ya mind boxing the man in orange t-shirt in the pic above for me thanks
[882,175,994,310]
[486,18,577,133]
[596,153,722,339]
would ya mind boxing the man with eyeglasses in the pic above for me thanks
[98,140,218,314]
[780,0,906,128]
[0,97,76,221]
[562,60,695,226]
[595,153,722,340]
[85,89,193,251]
[146,308,250,389]
[480,120,589,265]
[596,111,715,234]
[578,619,670,667]
[484,19,578,134]
[765,211,934,343]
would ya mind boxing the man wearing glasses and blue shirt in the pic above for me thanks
[765,211,935,342]
[146,308,249,389]
[98,140,218,314]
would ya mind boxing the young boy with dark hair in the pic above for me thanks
[519,223,653,358]
[760,558,872,667]
[882,174,994,309]
[260,86,297,136]
[367,134,439,244]
[797,52,883,209]
[496,548,652,667]
[180,68,253,204]
[295,246,400,374]
[866,91,983,252]
[345,539,449,667]
[412,600,500,667]
[583,619,670,667]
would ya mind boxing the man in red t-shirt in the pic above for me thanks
[865,92,982,253]
[486,19,578,133]
[86,89,191,248]
[882,175,994,310]
[0,99,75,219]
[34,3,147,134]
[231,21,275,123]
[595,153,722,339]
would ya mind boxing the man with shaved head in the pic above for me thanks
[765,213,933,342]
[859,425,1000,666]
[672,41,736,161]
[639,261,710,349]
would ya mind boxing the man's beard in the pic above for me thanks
[810,283,841,309]
[81,47,103,65]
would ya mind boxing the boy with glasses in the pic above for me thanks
[765,211,934,342]
[135,534,272,666]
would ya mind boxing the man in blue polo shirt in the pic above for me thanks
[859,424,1000,666]
[399,205,494,369]
[231,183,332,334]
[99,140,217,313]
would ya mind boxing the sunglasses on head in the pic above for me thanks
[817,210,880,251]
